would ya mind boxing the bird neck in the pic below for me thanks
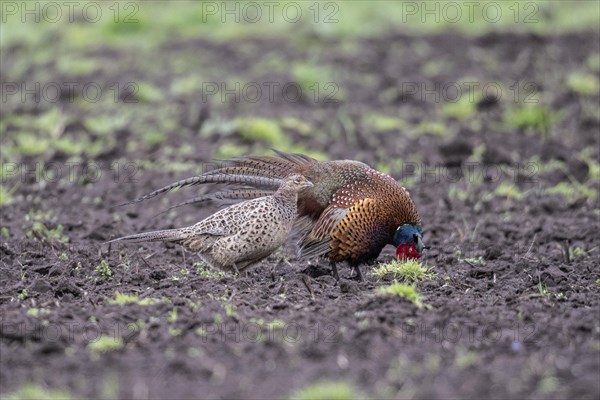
[273,188,299,205]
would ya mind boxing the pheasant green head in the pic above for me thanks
[393,224,426,260]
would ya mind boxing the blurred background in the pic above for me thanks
[1,1,599,180]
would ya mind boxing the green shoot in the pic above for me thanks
[375,280,425,308]
[289,380,359,400]
[372,259,436,283]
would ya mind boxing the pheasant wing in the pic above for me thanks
[329,198,393,264]
[298,207,349,259]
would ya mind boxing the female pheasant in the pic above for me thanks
[109,174,313,273]
[121,151,425,280]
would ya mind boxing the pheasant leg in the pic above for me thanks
[330,262,340,281]
[352,265,364,282]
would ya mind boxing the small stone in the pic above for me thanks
[339,280,359,294]
[29,278,52,294]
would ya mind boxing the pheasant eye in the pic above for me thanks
[413,234,418,243]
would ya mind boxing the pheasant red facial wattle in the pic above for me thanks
[396,243,423,260]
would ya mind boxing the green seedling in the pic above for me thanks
[280,117,313,136]
[18,289,28,302]
[84,114,128,136]
[170,75,205,96]
[169,326,183,336]
[169,327,182,337]
[454,349,478,368]
[265,320,286,330]
[545,181,596,204]
[56,57,96,77]
[88,336,124,353]
[96,260,112,278]
[236,117,286,146]
[15,133,50,156]
[213,313,223,324]
[215,143,249,159]
[494,181,524,200]
[569,247,586,258]
[372,259,436,283]
[539,373,559,394]
[195,262,226,279]
[463,256,485,266]
[578,148,600,181]
[364,114,406,132]
[167,308,178,323]
[0,185,15,207]
[566,72,599,96]
[224,304,237,318]
[291,63,340,100]
[441,97,476,120]
[537,281,551,298]
[504,105,554,138]
[142,131,166,147]
[423,59,445,76]
[26,222,69,243]
[527,155,566,174]
[27,308,50,318]
[135,81,163,103]
[289,380,359,400]
[107,291,157,306]
[468,143,487,163]
[3,384,73,400]
[375,280,425,308]
[100,373,120,400]
[412,121,449,137]
[448,184,469,202]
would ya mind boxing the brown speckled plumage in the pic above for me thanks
[110,174,312,273]
[123,150,421,272]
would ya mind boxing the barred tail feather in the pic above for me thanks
[106,228,187,244]
[116,149,317,207]
[271,149,318,166]
[115,176,210,207]
[227,152,316,175]
[217,160,293,177]
[116,173,282,207]
[153,188,276,217]
[203,173,283,188]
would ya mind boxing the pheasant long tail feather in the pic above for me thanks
[116,172,283,207]
[271,149,317,166]
[153,188,276,217]
[106,228,188,244]
[224,158,296,176]
[206,173,284,188]
[226,150,316,173]
[117,150,317,207]
[115,176,212,207]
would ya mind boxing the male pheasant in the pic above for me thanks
[121,150,425,280]
[109,174,313,273]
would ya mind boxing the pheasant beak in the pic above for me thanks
[304,180,314,188]
[415,235,425,253]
